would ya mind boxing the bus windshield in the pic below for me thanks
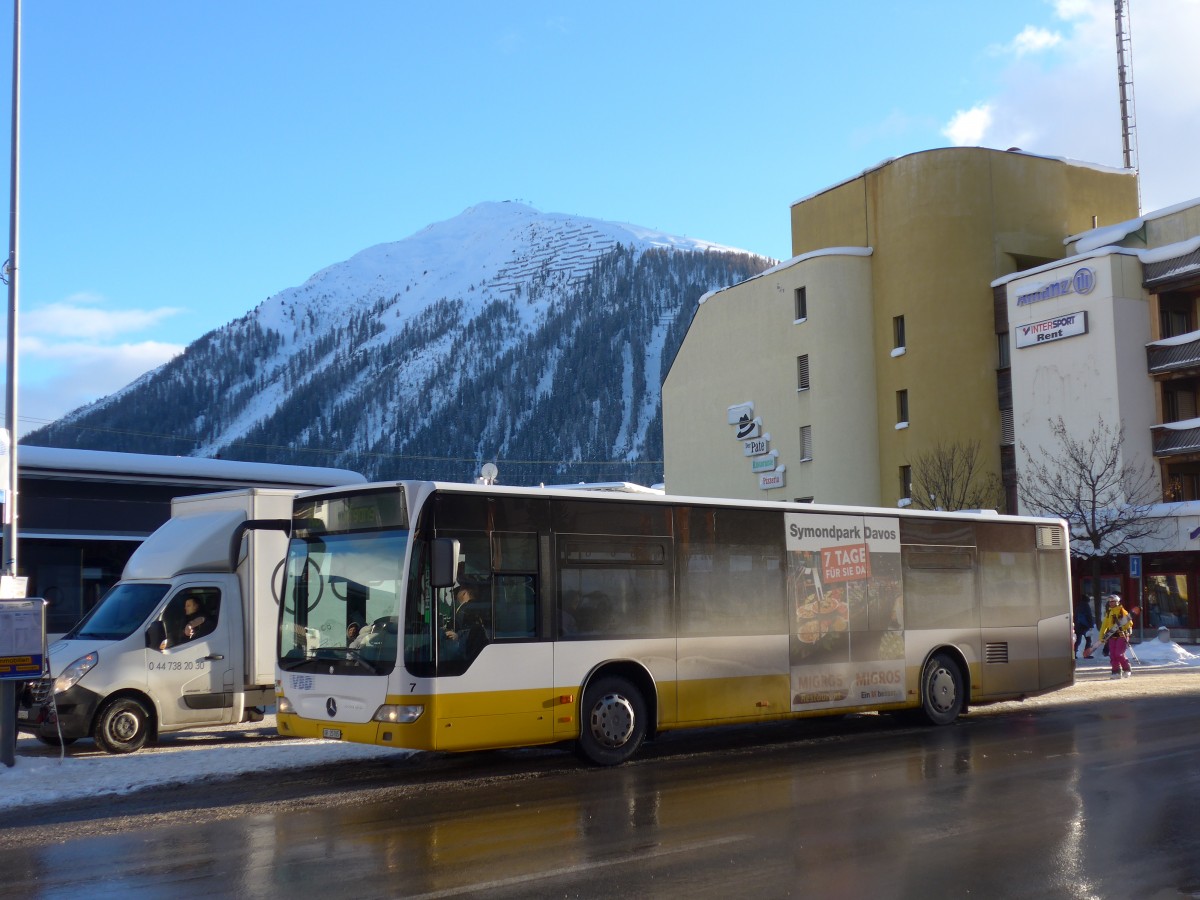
[277,488,411,676]
[278,531,409,675]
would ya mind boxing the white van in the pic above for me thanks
[18,488,293,753]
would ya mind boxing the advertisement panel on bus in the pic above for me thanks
[785,514,905,711]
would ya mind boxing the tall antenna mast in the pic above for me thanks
[1114,0,1141,209]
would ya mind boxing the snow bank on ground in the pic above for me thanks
[1076,635,1200,670]
[0,726,405,811]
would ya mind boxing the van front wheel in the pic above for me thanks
[94,698,152,754]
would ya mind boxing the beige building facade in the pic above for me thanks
[997,199,1200,642]
[1002,198,1200,509]
[663,147,1139,507]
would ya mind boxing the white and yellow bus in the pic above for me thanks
[273,481,1073,765]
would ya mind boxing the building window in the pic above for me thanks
[896,390,909,428]
[900,465,912,501]
[1160,303,1191,339]
[1164,389,1197,423]
[797,354,810,392]
[800,425,813,461]
[795,287,807,321]
[893,315,906,349]
[997,332,1010,369]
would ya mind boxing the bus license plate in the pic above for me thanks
[322,727,342,740]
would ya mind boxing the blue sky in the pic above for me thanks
[1,0,1198,435]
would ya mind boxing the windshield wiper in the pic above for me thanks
[314,646,381,674]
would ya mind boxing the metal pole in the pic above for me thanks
[3,0,18,577]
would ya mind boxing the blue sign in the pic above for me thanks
[1129,555,1142,579]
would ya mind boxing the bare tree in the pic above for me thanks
[909,440,1003,511]
[1019,416,1162,618]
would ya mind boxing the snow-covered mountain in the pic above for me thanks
[27,201,771,484]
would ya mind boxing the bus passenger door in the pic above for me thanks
[434,564,559,753]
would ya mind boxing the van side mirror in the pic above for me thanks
[146,620,166,651]
[430,538,460,589]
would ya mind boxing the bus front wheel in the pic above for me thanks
[920,653,964,726]
[577,675,647,766]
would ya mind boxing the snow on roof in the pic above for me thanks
[542,481,665,494]
[992,233,1200,290]
[16,445,367,487]
[1147,330,1200,349]
[1066,196,1200,252]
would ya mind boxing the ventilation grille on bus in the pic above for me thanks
[1037,525,1066,550]
[985,642,1010,664]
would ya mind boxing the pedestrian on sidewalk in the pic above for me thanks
[1074,596,1096,658]
[1099,594,1134,679]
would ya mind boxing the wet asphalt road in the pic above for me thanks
[2,669,1199,899]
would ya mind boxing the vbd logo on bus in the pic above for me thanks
[326,697,337,717]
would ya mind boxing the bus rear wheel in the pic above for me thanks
[577,675,647,766]
[920,652,964,726]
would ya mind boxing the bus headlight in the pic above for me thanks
[54,651,99,694]
[373,704,424,724]
[277,696,295,715]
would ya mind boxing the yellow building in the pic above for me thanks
[663,147,1139,508]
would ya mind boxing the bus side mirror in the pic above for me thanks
[431,538,460,588]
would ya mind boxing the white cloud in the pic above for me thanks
[1009,26,1063,56]
[23,294,184,341]
[942,0,1200,213]
[943,104,993,146]
[9,292,186,434]
[15,340,183,435]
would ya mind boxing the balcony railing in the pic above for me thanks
[1148,330,1200,375]
[1152,418,1200,457]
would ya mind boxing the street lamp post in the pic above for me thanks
[3,0,18,577]
[0,0,18,769]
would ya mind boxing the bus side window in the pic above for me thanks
[494,575,536,638]
[492,532,539,640]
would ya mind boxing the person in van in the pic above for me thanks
[160,594,216,650]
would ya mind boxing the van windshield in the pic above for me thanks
[68,583,171,641]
